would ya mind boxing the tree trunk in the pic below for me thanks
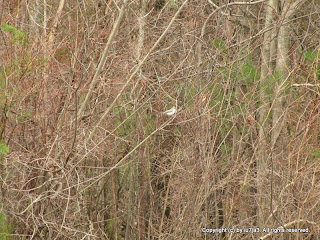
[257,0,278,229]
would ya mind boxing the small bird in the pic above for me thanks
[163,106,177,116]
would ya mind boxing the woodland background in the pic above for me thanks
[0,0,320,239]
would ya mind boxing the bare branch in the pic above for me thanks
[77,0,129,121]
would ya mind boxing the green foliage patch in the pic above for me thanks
[1,24,27,45]
[240,60,259,85]
[113,107,134,136]
[0,142,9,157]
[303,49,318,62]
[302,48,320,80]
[311,149,320,158]
[213,39,226,50]
[168,0,180,9]
[17,111,32,124]
[0,212,13,240]
[143,113,155,135]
